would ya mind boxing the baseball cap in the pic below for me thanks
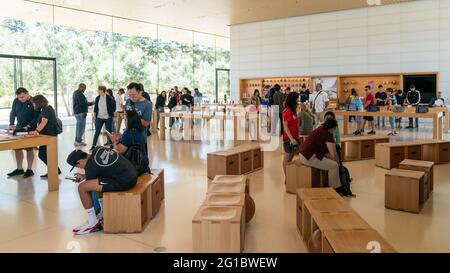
[66,149,85,172]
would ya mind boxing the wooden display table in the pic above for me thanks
[385,168,427,213]
[399,159,434,196]
[375,140,450,169]
[103,169,164,233]
[333,110,445,140]
[322,230,396,253]
[0,135,58,191]
[207,144,263,179]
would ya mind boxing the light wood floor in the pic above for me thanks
[0,120,449,253]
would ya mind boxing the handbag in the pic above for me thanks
[367,105,379,112]
[283,140,300,154]
[416,106,429,113]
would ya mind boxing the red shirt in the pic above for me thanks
[300,126,335,160]
[283,108,299,141]
[365,92,375,109]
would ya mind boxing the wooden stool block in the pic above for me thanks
[439,142,450,163]
[207,183,246,194]
[203,193,245,207]
[192,206,245,253]
[103,171,164,233]
[210,175,249,194]
[399,159,434,198]
[385,168,426,213]
[323,229,396,253]
[286,161,322,194]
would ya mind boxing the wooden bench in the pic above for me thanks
[103,169,164,233]
[296,188,395,253]
[385,168,428,213]
[299,135,389,162]
[286,160,327,194]
[207,144,263,179]
[375,140,450,169]
[322,229,397,253]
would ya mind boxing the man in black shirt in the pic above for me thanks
[67,147,138,235]
[72,83,93,146]
[299,84,310,103]
[180,88,194,109]
[7,88,40,178]
[406,84,421,129]
[375,85,387,127]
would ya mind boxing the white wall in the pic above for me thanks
[230,0,450,101]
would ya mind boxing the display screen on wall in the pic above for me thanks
[403,74,437,104]
[313,77,337,99]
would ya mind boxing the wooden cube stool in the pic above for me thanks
[192,206,245,253]
[399,159,434,198]
[322,229,396,253]
[207,182,246,194]
[286,161,324,194]
[385,168,427,213]
[210,175,249,194]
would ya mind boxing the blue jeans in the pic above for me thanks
[389,117,396,131]
[74,113,87,143]
[92,117,113,147]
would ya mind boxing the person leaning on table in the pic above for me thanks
[7,87,40,179]
[298,118,342,192]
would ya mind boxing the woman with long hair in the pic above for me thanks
[155,91,167,130]
[282,92,300,182]
[30,94,61,178]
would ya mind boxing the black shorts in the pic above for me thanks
[99,177,137,192]
[363,116,374,121]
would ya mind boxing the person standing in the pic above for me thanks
[90,86,116,151]
[167,90,177,128]
[406,84,421,129]
[7,87,40,178]
[386,88,398,136]
[30,95,61,178]
[125,82,152,140]
[155,91,167,130]
[395,89,406,128]
[375,85,387,127]
[272,84,286,136]
[253,89,263,105]
[193,88,203,106]
[282,92,301,182]
[299,103,314,135]
[180,88,194,110]
[429,91,445,107]
[114,88,125,133]
[310,83,329,127]
[299,84,310,103]
[72,83,93,146]
[355,85,376,135]
[139,83,153,136]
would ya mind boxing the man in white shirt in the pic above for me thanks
[310,83,329,126]
[114,88,125,132]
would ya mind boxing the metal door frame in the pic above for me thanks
[215,68,230,102]
[0,54,58,115]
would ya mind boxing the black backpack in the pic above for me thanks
[338,165,356,197]
[123,130,148,175]
[56,117,63,135]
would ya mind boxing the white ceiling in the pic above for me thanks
[23,0,411,37]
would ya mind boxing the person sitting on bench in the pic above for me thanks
[66,146,138,235]
[298,118,342,191]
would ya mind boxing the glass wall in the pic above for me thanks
[0,1,230,119]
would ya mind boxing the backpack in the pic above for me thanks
[56,117,63,135]
[123,131,148,175]
[338,165,356,197]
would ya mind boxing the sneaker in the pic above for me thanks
[353,130,361,136]
[360,129,364,133]
[23,170,34,178]
[73,219,103,235]
[368,130,376,135]
[7,169,24,177]
[405,125,414,129]
[97,212,103,224]
[79,142,87,146]
[387,132,394,136]
[40,169,61,178]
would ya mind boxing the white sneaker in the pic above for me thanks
[97,212,103,224]
[73,219,102,235]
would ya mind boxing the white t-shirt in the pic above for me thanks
[311,91,329,113]
[115,94,124,112]
[97,96,109,119]
[435,98,445,107]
